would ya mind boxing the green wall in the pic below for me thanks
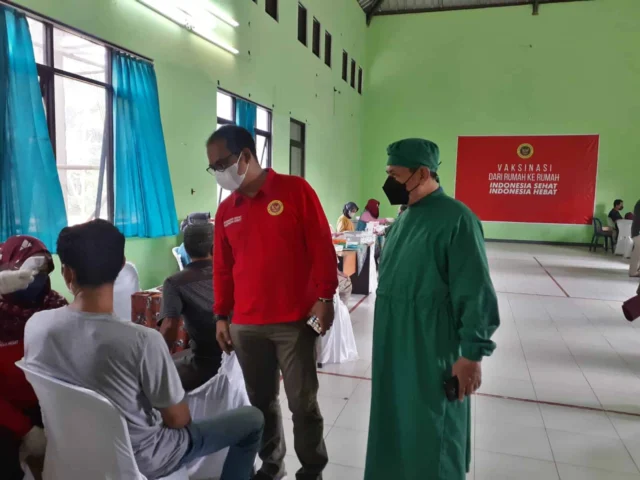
[13,0,367,292]
[362,0,640,242]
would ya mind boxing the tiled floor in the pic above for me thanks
[280,243,640,479]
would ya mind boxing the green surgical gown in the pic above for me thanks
[365,189,500,480]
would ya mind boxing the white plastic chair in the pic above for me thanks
[316,293,358,365]
[616,219,634,258]
[184,353,254,480]
[113,262,140,321]
[172,247,185,271]
[16,361,188,480]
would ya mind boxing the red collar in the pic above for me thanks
[232,169,277,206]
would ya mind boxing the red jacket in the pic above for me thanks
[214,169,338,325]
[0,341,37,437]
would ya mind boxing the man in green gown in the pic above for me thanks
[365,139,500,480]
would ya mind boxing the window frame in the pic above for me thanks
[342,51,348,82]
[358,67,363,95]
[312,18,321,58]
[289,118,306,179]
[265,0,278,22]
[30,17,116,223]
[297,3,307,46]
[324,31,332,68]
[216,89,273,204]
[350,59,357,89]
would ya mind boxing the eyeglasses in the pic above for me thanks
[206,153,236,175]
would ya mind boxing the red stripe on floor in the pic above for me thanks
[316,371,640,418]
[349,295,370,314]
[533,256,571,298]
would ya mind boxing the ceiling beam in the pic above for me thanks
[374,0,590,17]
[366,0,385,26]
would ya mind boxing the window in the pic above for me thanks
[216,90,272,203]
[266,0,278,21]
[297,3,307,46]
[350,59,356,89]
[324,31,332,68]
[27,17,112,226]
[342,51,348,82]
[358,67,363,94]
[312,18,320,58]
[290,119,306,178]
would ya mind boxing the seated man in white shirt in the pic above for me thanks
[24,219,263,480]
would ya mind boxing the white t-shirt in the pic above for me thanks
[24,306,189,478]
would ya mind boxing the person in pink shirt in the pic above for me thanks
[357,199,389,231]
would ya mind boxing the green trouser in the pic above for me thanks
[230,320,327,480]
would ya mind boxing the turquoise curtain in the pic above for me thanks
[0,6,67,250]
[112,52,178,238]
[235,98,257,137]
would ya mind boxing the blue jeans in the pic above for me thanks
[178,406,264,480]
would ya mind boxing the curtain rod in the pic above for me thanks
[0,0,153,63]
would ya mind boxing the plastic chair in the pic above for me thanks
[589,217,615,253]
[172,247,185,271]
[16,361,188,480]
[113,262,140,320]
[185,353,254,479]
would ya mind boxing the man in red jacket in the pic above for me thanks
[208,125,338,480]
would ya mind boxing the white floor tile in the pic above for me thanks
[475,396,544,428]
[318,373,361,399]
[557,464,640,480]
[334,399,370,431]
[547,429,639,474]
[540,404,619,438]
[323,463,365,480]
[474,451,559,480]
[475,422,553,461]
[477,376,537,400]
[325,426,369,469]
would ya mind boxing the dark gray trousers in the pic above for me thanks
[230,320,327,480]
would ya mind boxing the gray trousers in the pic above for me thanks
[230,320,327,480]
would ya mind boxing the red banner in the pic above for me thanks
[455,135,599,225]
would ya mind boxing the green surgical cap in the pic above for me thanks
[386,138,440,172]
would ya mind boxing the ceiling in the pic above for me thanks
[358,0,587,17]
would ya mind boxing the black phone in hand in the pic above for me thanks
[444,376,459,402]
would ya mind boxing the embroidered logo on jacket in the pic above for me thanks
[268,200,284,216]
[223,216,242,227]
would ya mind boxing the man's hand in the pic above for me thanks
[451,357,482,401]
[216,320,233,354]
[309,300,335,335]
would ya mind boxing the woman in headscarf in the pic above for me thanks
[337,202,359,233]
[0,236,68,480]
[356,199,388,231]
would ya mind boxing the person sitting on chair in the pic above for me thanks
[160,222,222,391]
[609,199,624,224]
[24,220,263,480]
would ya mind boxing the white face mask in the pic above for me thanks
[214,155,246,191]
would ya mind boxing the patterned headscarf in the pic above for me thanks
[0,236,67,344]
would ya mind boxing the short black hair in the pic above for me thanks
[57,219,125,288]
[206,125,257,158]
[183,223,214,259]
[614,199,623,208]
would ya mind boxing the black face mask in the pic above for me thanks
[383,172,418,206]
